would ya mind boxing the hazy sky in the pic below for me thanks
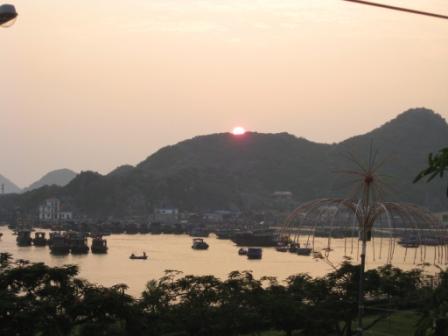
[2,0,448,187]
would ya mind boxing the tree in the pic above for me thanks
[70,283,144,336]
[416,270,448,336]
[218,271,267,335]
[0,262,82,336]
[263,276,304,336]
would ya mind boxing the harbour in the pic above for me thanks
[0,225,441,297]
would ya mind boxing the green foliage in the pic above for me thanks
[0,255,446,336]
[414,147,448,196]
[416,270,448,336]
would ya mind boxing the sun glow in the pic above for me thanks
[232,126,246,135]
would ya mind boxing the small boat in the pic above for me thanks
[247,247,262,260]
[192,238,209,250]
[149,222,163,235]
[288,243,299,253]
[91,236,108,254]
[398,237,419,248]
[130,252,147,260]
[232,229,278,247]
[33,232,48,246]
[400,242,420,248]
[297,247,312,256]
[190,228,210,238]
[70,234,89,254]
[238,247,248,255]
[49,232,70,255]
[275,243,288,252]
[421,237,441,246]
[16,230,32,246]
[216,229,234,240]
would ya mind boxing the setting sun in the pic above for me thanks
[232,126,246,135]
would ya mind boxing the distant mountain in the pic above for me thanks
[0,174,21,194]
[3,108,448,217]
[23,169,77,192]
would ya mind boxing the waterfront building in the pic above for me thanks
[153,208,179,224]
[38,198,73,223]
[38,198,60,222]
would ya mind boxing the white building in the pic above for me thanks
[153,208,179,224]
[59,211,73,220]
[39,198,60,221]
[38,198,72,222]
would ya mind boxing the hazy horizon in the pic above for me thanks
[2,0,448,186]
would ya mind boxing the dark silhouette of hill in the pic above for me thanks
[22,169,77,192]
[107,165,134,177]
[328,108,448,208]
[0,174,21,194]
[3,108,447,216]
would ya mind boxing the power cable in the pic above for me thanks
[343,0,448,20]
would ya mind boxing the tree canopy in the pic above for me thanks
[1,253,446,336]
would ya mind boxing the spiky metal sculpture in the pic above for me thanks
[280,148,446,335]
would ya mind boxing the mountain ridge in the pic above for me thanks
[1,107,447,217]
[22,169,77,192]
[0,174,21,194]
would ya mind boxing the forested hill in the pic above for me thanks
[3,108,448,217]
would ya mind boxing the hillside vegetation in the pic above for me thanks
[1,108,447,216]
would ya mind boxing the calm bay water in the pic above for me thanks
[0,226,441,297]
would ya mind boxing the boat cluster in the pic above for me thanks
[275,242,312,256]
[15,230,108,255]
[238,247,263,259]
[398,236,446,248]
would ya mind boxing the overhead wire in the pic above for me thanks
[343,0,448,20]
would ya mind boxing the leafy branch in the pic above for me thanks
[414,147,448,196]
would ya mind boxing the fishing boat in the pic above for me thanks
[192,238,209,250]
[149,222,162,234]
[398,237,419,248]
[16,230,32,246]
[216,229,234,240]
[420,237,442,246]
[91,236,108,254]
[231,228,278,247]
[70,233,89,254]
[130,252,147,260]
[297,246,312,256]
[247,247,262,260]
[33,232,48,246]
[190,228,210,238]
[288,243,299,253]
[238,247,248,255]
[276,242,288,252]
[49,232,70,255]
